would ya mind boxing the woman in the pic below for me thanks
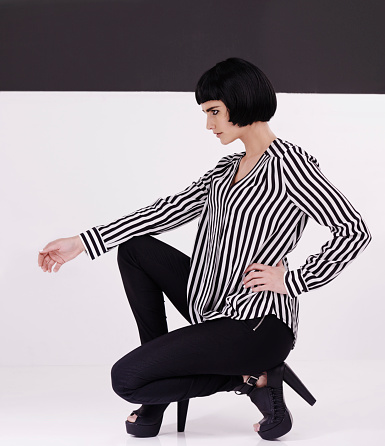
[38,58,371,440]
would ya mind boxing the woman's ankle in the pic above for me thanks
[242,372,267,388]
[256,372,267,388]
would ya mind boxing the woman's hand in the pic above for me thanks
[243,259,288,294]
[38,235,85,273]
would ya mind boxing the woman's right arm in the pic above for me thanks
[79,166,213,260]
[37,155,233,272]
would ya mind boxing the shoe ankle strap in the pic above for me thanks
[246,375,260,386]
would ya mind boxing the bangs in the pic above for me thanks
[195,68,224,105]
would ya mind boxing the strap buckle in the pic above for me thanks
[246,375,259,386]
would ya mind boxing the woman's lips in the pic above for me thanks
[216,133,222,138]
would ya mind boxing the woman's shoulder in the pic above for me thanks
[220,151,242,162]
[272,138,320,168]
[215,152,242,168]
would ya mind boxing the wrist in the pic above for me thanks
[75,235,86,253]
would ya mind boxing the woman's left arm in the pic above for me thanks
[281,145,372,298]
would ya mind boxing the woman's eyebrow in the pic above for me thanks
[202,106,219,113]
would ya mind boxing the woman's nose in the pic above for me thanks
[206,117,215,130]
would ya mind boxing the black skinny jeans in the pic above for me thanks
[111,235,294,406]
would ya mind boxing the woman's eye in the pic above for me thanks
[212,110,219,115]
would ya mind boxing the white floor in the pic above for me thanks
[1,360,384,446]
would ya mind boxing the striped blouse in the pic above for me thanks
[79,137,371,347]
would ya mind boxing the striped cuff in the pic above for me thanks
[284,269,308,299]
[78,234,89,255]
[79,227,108,260]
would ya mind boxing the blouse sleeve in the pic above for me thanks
[281,146,372,298]
[79,166,214,260]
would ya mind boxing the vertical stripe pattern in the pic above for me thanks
[79,138,371,347]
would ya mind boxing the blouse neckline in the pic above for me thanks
[229,137,279,189]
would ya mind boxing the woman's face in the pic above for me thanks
[201,100,243,145]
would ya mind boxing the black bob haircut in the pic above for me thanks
[195,57,277,126]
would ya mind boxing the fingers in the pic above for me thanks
[243,266,267,289]
[242,261,287,294]
[244,277,267,289]
[243,263,267,274]
[40,255,52,272]
[53,262,62,273]
[38,248,53,267]
[38,253,51,268]
[38,252,45,267]
[244,259,285,275]
[40,241,61,255]
[242,263,277,289]
[243,266,265,287]
[38,252,61,273]
[38,239,63,272]
[243,272,264,285]
[48,258,59,273]
[243,260,284,283]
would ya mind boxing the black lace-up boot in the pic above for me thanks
[233,362,316,440]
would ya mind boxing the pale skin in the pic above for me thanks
[38,235,85,273]
[37,99,287,431]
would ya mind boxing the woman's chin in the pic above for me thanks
[220,135,238,145]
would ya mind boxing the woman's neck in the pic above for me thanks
[238,122,277,160]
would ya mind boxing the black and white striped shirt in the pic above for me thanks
[80,138,371,347]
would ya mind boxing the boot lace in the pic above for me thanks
[270,387,286,421]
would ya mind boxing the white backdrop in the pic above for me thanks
[0,92,383,365]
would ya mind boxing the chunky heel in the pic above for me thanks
[177,399,189,432]
[283,364,316,406]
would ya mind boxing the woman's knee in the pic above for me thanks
[117,235,153,264]
[111,357,136,400]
